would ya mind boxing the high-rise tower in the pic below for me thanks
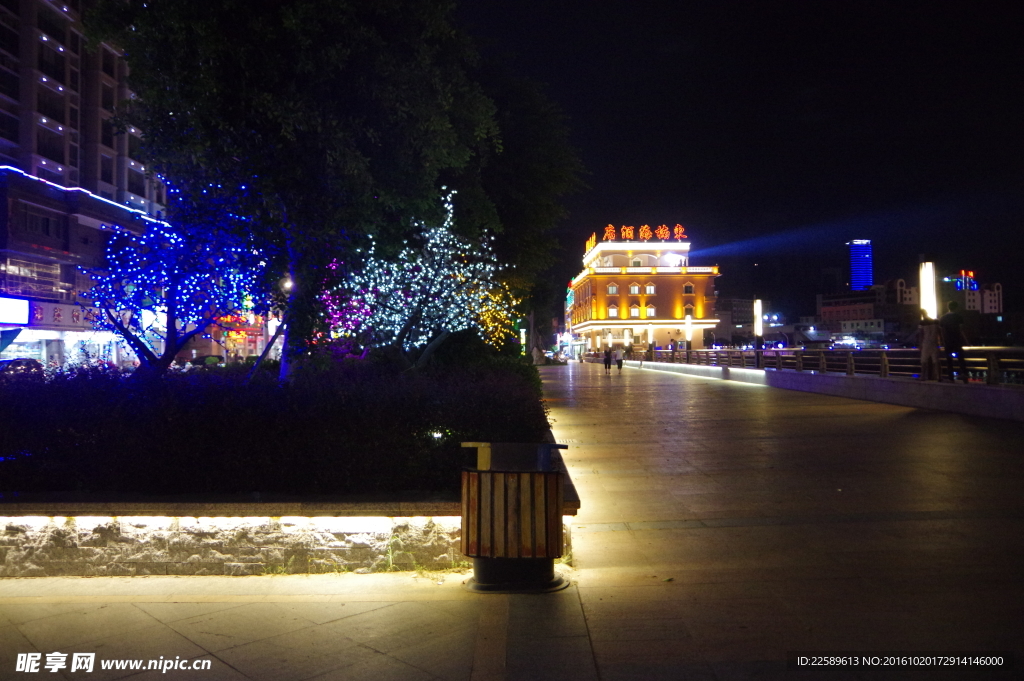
[846,239,873,291]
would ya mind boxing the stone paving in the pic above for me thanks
[2,361,1023,680]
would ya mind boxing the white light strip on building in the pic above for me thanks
[582,241,691,268]
[0,166,167,228]
[572,319,719,331]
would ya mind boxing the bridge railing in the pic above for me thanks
[622,347,1024,386]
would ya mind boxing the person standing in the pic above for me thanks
[916,309,943,381]
[612,345,624,373]
[938,301,969,383]
[603,347,612,374]
[668,337,677,362]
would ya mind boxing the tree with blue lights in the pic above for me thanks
[81,206,264,376]
[323,196,517,368]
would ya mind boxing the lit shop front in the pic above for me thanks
[0,296,129,366]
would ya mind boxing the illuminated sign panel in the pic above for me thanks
[596,224,687,246]
[0,296,29,325]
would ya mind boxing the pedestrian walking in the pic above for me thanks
[612,346,624,373]
[938,301,969,383]
[603,347,612,374]
[916,309,942,381]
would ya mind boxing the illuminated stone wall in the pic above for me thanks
[0,516,464,577]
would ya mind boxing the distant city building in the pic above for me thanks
[846,239,873,291]
[940,270,1002,315]
[566,225,719,350]
[816,279,919,338]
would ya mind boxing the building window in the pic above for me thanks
[645,284,655,294]
[631,258,641,267]
[0,109,17,142]
[607,284,618,295]
[37,7,66,44]
[102,49,116,77]
[127,168,145,197]
[646,305,656,318]
[128,134,142,159]
[684,284,695,294]
[0,66,18,99]
[629,284,640,295]
[100,155,113,184]
[24,208,68,241]
[685,304,694,316]
[38,43,65,83]
[36,127,64,163]
[630,306,640,318]
[101,119,115,148]
[101,83,114,111]
[607,306,618,318]
[0,18,18,58]
[37,87,65,123]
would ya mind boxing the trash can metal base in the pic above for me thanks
[463,557,569,593]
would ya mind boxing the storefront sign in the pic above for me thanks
[28,302,96,330]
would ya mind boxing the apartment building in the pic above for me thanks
[0,0,165,365]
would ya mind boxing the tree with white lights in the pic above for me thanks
[323,197,517,368]
[81,212,264,376]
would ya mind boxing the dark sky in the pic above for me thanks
[457,1,1024,318]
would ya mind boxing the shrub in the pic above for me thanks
[0,358,548,499]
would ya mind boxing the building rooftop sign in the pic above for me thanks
[585,224,689,257]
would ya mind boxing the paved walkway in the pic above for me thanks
[2,362,1023,680]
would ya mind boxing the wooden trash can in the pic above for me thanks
[460,443,569,593]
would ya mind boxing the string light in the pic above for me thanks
[78,178,266,362]
[321,194,518,351]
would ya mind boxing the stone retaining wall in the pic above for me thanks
[0,515,464,577]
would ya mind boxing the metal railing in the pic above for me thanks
[587,348,1024,386]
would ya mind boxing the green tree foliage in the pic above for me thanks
[86,0,501,376]
[446,66,586,296]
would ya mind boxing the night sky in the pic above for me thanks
[458,1,1023,318]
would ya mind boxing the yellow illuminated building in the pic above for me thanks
[566,225,720,350]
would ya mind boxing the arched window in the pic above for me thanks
[683,283,695,294]
[645,283,656,294]
[608,305,619,318]
[629,305,641,318]
[629,283,640,295]
[607,283,618,295]
[631,258,642,267]
[684,303,694,318]
[646,305,656,318]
